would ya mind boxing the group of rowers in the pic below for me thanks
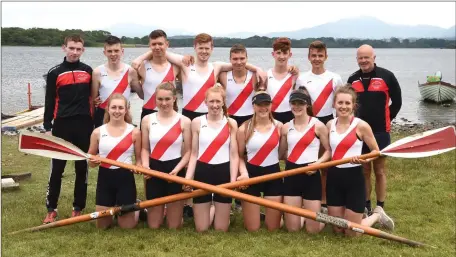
[42,29,402,237]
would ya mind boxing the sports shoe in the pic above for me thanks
[71,209,82,217]
[363,207,369,219]
[43,211,57,224]
[320,206,328,214]
[373,206,395,231]
[234,202,243,213]
[183,205,194,219]
[260,211,266,221]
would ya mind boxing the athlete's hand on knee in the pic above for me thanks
[182,184,193,192]
[182,55,194,67]
[236,172,250,190]
[306,162,320,175]
[288,65,300,76]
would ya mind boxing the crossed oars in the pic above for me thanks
[9,126,456,247]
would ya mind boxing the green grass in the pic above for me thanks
[1,133,455,257]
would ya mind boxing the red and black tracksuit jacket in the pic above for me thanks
[347,64,402,133]
[43,57,93,131]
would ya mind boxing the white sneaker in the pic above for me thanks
[373,206,395,231]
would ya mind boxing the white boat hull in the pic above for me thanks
[418,82,456,103]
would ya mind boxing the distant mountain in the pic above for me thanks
[103,17,455,39]
[265,16,455,39]
[104,23,192,38]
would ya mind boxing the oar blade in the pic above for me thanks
[19,131,89,161]
[381,126,456,158]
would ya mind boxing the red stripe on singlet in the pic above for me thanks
[143,66,175,110]
[198,123,230,163]
[248,127,280,166]
[100,131,133,168]
[150,119,182,160]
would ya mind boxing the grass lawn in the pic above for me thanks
[1,132,455,257]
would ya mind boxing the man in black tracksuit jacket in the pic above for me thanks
[347,44,402,216]
[42,35,94,224]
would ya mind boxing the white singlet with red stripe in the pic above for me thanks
[246,120,280,167]
[296,70,343,117]
[142,61,174,110]
[329,117,363,168]
[266,69,293,113]
[148,113,182,161]
[98,63,131,105]
[287,117,320,164]
[226,71,254,117]
[98,124,134,169]
[197,115,230,164]
[182,63,215,113]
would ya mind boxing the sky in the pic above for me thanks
[2,2,455,36]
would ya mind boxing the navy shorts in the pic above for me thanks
[96,167,137,207]
[272,111,293,124]
[316,114,334,126]
[94,107,106,128]
[326,165,366,213]
[362,132,391,154]
[145,158,186,200]
[141,108,157,123]
[283,161,322,201]
[242,162,283,197]
[230,114,253,127]
[181,109,207,121]
[193,161,232,204]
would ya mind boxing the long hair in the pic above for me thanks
[155,82,178,112]
[103,93,132,124]
[334,83,358,113]
[245,91,274,143]
[205,83,232,128]
[291,86,314,117]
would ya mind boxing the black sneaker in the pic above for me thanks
[260,211,266,221]
[136,199,148,222]
[183,205,193,219]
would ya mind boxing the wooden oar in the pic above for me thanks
[10,126,456,246]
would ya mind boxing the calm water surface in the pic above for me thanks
[2,47,455,126]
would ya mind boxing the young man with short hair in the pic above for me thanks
[43,34,94,223]
[91,35,142,128]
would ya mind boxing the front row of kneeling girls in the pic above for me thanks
[88,82,394,235]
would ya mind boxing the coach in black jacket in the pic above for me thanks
[347,44,402,217]
[42,34,94,224]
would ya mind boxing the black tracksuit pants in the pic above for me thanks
[46,115,93,212]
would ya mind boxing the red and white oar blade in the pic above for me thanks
[381,126,456,158]
[19,131,89,161]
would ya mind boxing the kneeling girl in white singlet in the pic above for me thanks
[237,91,284,232]
[184,84,239,232]
[326,85,394,236]
[140,82,192,229]
[88,93,142,229]
[279,86,331,233]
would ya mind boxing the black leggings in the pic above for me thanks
[46,115,93,211]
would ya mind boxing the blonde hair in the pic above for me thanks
[245,91,274,143]
[155,82,178,112]
[103,93,132,124]
[334,83,358,113]
[205,83,232,128]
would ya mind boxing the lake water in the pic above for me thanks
[1,46,455,126]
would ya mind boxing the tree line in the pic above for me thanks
[2,27,455,49]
